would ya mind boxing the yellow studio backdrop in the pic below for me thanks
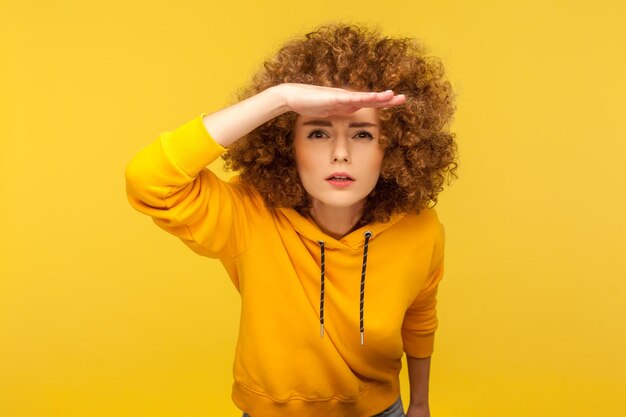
[1,0,625,416]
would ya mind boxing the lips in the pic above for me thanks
[325,172,355,181]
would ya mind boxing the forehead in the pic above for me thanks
[295,107,380,126]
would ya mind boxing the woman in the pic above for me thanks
[125,22,457,417]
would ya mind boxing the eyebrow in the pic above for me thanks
[301,120,379,128]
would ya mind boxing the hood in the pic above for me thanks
[276,207,407,346]
[276,207,406,249]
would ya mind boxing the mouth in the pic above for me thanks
[325,172,355,187]
[325,172,355,181]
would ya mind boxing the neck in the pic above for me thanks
[307,200,365,240]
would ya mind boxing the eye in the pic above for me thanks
[305,130,374,140]
[306,130,328,139]
[354,131,374,140]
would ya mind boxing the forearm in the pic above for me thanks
[202,85,289,147]
[407,355,431,407]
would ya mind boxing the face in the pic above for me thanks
[293,107,384,211]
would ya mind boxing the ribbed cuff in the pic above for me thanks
[160,113,226,177]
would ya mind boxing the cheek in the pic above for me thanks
[375,151,384,168]
[366,149,385,174]
[294,143,320,175]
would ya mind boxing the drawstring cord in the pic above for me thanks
[360,231,372,346]
[317,230,372,346]
[317,240,326,338]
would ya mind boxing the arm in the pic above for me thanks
[202,83,405,147]
[124,116,261,260]
[401,217,445,356]
[124,85,289,259]
[406,355,431,417]
[401,215,445,416]
[125,84,404,258]
[202,85,289,148]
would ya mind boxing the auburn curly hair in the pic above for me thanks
[222,21,459,225]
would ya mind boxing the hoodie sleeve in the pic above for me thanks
[401,218,445,358]
[124,113,264,259]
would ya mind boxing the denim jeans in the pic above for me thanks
[242,396,405,417]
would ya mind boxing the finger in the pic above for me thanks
[362,95,407,108]
[372,91,403,103]
[354,90,398,105]
[337,90,402,108]
[366,93,406,104]
[387,94,406,105]
[369,90,395,101]
[339,92,377,103]
[336,93,370,104]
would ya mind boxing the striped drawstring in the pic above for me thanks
[317,240,326,338]
[317,230,373,347]
[360,231,372,346]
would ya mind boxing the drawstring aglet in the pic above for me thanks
[360,331,364,346]
[320,323,324,338]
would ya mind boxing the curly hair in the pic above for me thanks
[222,21,459,225]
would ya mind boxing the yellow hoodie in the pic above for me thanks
[125,114,446,417]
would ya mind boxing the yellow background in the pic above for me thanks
[1,0,625,416]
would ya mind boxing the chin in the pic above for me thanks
[311,193,369,209]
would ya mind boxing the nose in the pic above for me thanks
[332,136,351,163]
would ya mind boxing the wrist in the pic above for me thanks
[267,84,292,115]
[407,402,430,417]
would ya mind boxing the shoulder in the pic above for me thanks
[397,209,446,269]
[374,208,444,250]
[221,174,272,219]
[397,207,443,233]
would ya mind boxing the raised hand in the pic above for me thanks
[278,83,406,118]
[202,83,406,148]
